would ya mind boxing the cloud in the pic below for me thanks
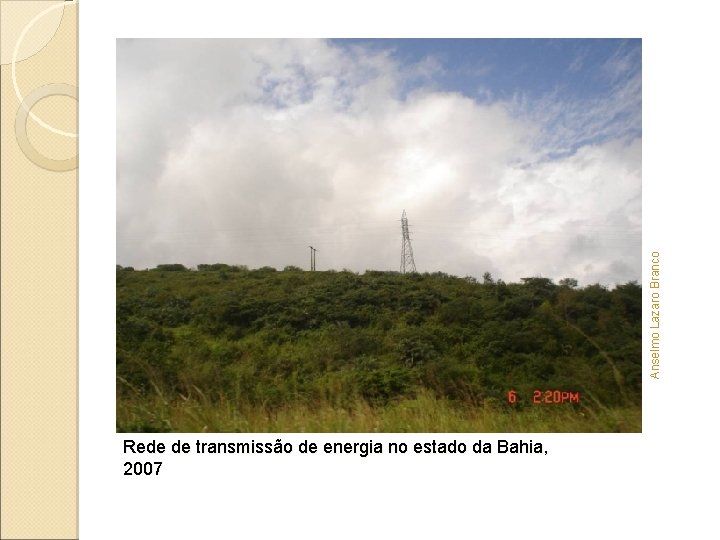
[602,40,641,83]
[511,72,641,159]
[117,39,641,287]
[568,50,586,73]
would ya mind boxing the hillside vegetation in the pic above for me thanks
[116,265,641,432]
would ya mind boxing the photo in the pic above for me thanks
[116,38,641,433]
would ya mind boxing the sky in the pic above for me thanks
[116,38,641,286]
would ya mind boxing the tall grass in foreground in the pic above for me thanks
[117,390,640,433]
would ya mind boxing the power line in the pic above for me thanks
[117,217,640,247]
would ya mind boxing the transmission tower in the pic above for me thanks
[400,209,417,273]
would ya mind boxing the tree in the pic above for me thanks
[154,263,188,272]
[559,278,578,288]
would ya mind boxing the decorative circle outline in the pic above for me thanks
[12,0,77,138]
[15,83,78,172]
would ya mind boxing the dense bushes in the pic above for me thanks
[117,267,641,413]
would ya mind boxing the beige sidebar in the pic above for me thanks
[1,1,78,538]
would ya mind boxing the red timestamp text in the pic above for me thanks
[506,389,581,404]
[533,389,580,404]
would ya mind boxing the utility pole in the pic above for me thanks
[400,209,417,273]
[309,246,318,271]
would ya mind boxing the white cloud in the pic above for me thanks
[117,39,641,286]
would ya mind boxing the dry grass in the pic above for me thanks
[117,390,640,433]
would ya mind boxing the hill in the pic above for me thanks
[116,265,641,432]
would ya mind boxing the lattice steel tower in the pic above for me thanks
[400,209,417,273]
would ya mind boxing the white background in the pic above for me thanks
[80,1,719,538]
